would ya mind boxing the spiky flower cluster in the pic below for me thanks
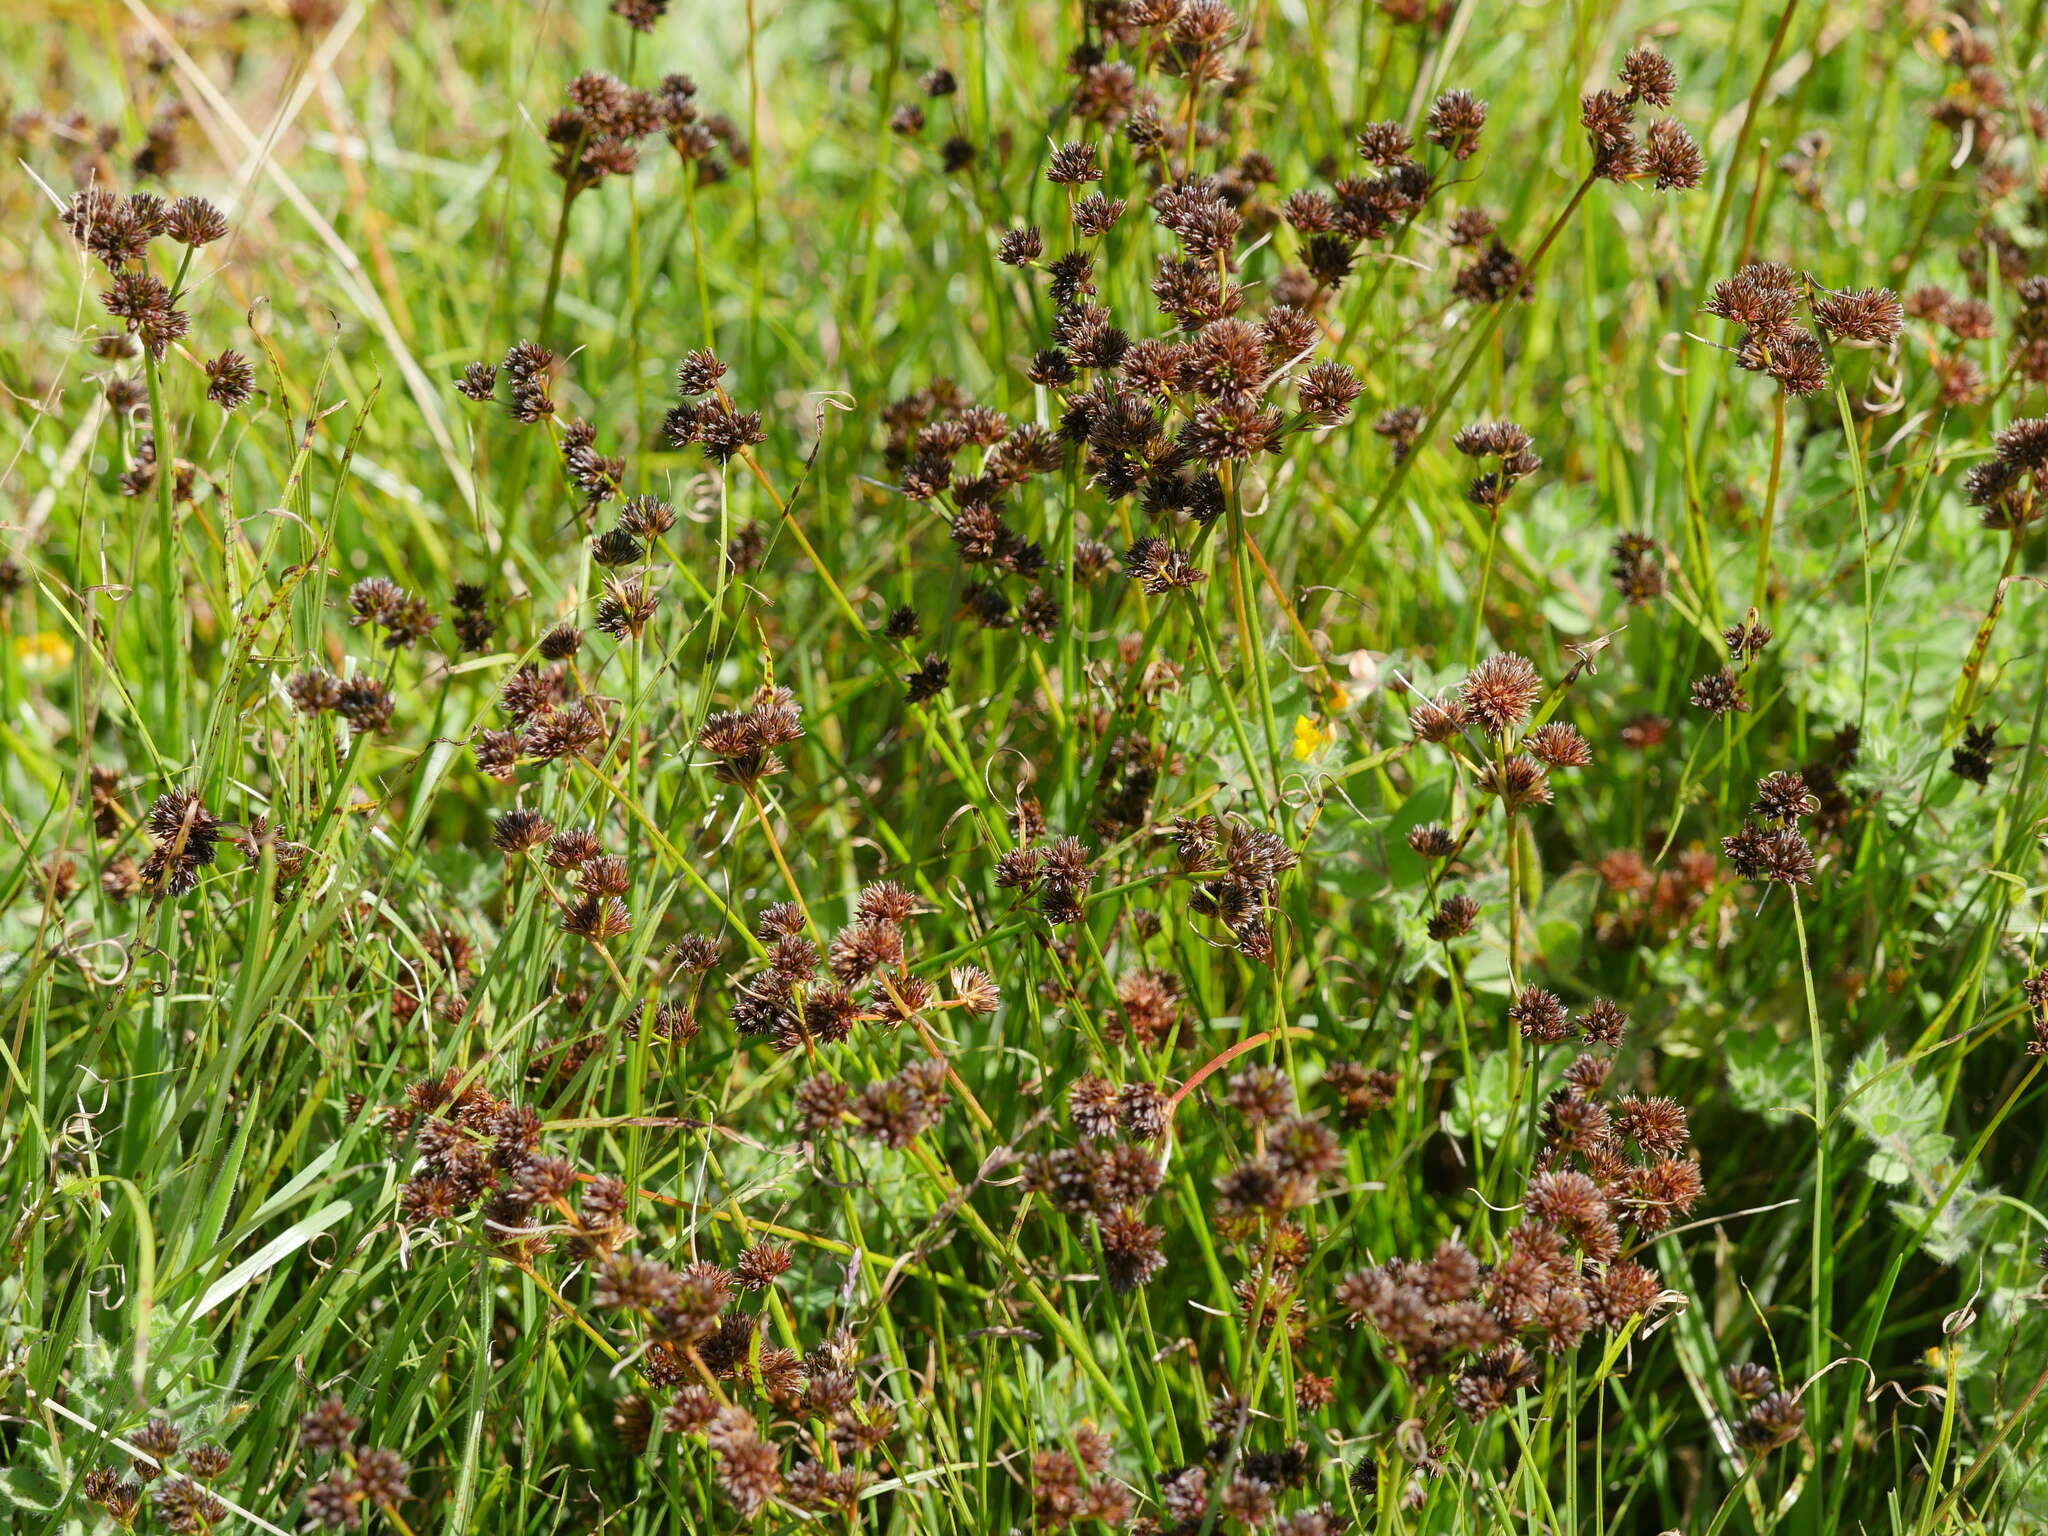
[546,71,662,196]
[1451,418,1541,512]
[1211,1066,1342,1226]
[1409,653,1587,814]
[380,1042,897,1520]
[456,338,556,422]
[1579,46,1704,189]
[58,187,244,506]
[1707,261,1902,397]
[1964,417,2048,533]
[1721,769,1819,890]
[993,830,1100,928]
[664,345,766,465]
[971,65,1380,601]
[1279,87,1491,297]
[473,659,607,777]
[1925,24,2037,186]
[654,72,748,181]
[1724,1363,1806,1454]
[519,823,636,944]
[138,789,221,900]
[346,575,439,650]
[1170,815,1301,963]
[82,1416,237,1533]
[1029,1425,1134,1529]
[723,881,950,1053]
[1949,721,1998,786]
[882,379,1070,636]
[1154,1438,1342,1536]
[1337,1039,1693,1421]
[450,581,495,652]
[1610,531,1667,604]
[297,1400,411,1531]
[62,188,226,358]
[696,683,805,789]
[1027,1093,1170,1291]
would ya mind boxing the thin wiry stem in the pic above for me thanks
[1750,390,1788,615]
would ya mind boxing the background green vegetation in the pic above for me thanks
[1,0,2045,1532]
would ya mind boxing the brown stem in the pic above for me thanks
[1953,526,2026,730]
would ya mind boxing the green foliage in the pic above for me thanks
[2,1,2047,1534]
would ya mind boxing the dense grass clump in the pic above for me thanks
[4,1,2048,1531]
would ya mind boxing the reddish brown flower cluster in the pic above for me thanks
[471,655,609,779]
[951,45,1380,609]
[608,0,667,32]
[1610,531,1667,604]
[1154,1451,1341,1536]
[449,580,495,653]
[57,186,245,511]
[1452,419,1541,512]
[1722,769,1819,891]
[640,1308,884,1513]
[1925,26,2036,175]
[546,71,662,198]
[346,575,439,650]
[1373,403,1424,462]
[62,187,226,358]
[654,73,749,181]
[993,831,1100,928]
[1107,965,1189,1048]
[1688,665,1749,718]
[1323,1060,1399,1124]
[696,683,804,789]
[375,1057,897,1519]
[1030,1425,1133,1529]
[298,1398,411,1531]
[1579,47,1704,189]
[1964,417,2048,533]
[387,1069,562,1241]
[1408,653,1586,813]
[1706,262,1901,398]
[82,1415,238,1533]
[1338,1045,1690,1421]
[1725,1363,1805,1453]
[716,882,966,1054]
[1170,815,1301,963]
[203,349,253,410]
[1211,1067,1342,1233]
[839,1057,951,1147]
[882,377,1071,644]
[136,788,220,900]
[1024,1079,1171,1290]
[664,346,767,465]
[456,338,558,423]
[1593,844,1721,949]
[286,668,393,741]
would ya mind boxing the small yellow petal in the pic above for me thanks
[1292,713,1335,761]
[15,631,74,670]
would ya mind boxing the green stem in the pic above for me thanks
[142,349,183,756]
[1751,390,1787,615]
[1225,486,1284,813]
[537,182,577,346]
[1790,889,1829,1516]
[1469,503,1503,662]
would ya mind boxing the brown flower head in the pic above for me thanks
[1461,653,1544,735]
